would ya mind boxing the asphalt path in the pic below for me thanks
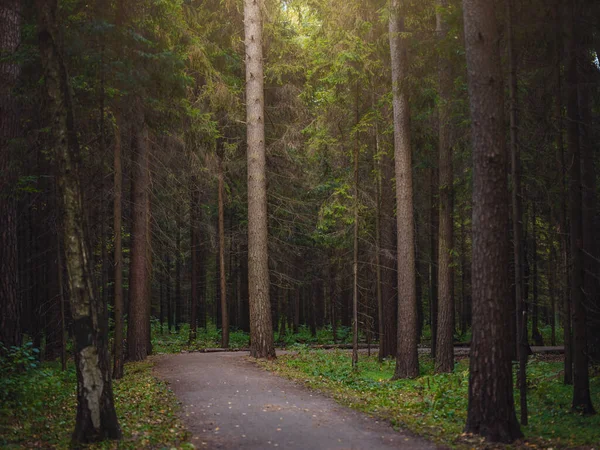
[154,352,439,450]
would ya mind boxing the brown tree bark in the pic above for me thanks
[352,84,360,370]
[218,151,229,348]
[112,113,124,379]
[0,0,21,350]
[553,0,572,385]
[175,202,182,332]
[127,104,151,361]
[435,0,455,374]
[244,0,275,359]
[507,0,528,424]
[378,131,397,359]
[566,0,595,414]
[462,0,523,442]
[389,0,419,379]
[189,176,199,342]
[36,0,121,441]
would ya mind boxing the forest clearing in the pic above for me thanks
[1,0,599,448]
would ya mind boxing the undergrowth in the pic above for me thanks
[151,320,355,354]
[0,343,191,449]
[259,350,599,449]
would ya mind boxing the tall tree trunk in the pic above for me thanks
[166,254,172,333]
[36,0,121,441]
[175,203,182,332]
[507,0,528,424]
[127,105,151,361]
[244,0,275,359]
[462,0,523,442]
[218,153,229,348]
[0,0,21,350]
[435,0,455,374]
[531,202,543,346]
[379,147,397,358]
[389,0,419,379]
[553,0,572,385]
[352,83,360,370]
[579,57,599,365]
[429,166,439,358]
[189,176,199,342]
[112,113,124,379]
[566,0,595,414]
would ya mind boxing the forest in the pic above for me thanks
[1,0,599,448]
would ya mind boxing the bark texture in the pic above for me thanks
[462,0,523,442]
[435,0,455,374]
[389,0,419,379]
[566,0,594,414]
[127,108,151,361]
[36,0,121,441]
[0,0,21,350]
[218,152,229,348]
[112,114,124,379]
[379,136,397,359]
[244,0,275,359]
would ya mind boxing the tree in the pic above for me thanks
[0,0,21,350]
[434,0,455,374]
[565,0,595,415]
[462,0,523,442]
[244,0,275,359]
[218,142,229,348]
[112,113,124,379]
[36,0,121,442]
[506,0,528,424]
[389,0,419,379]
[127,104,152,361]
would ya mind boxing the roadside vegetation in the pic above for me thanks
[0,343,191,449]
[259,349,599,449]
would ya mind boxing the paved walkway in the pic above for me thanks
[154,352,439,450]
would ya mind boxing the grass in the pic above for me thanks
[0,350,192,449]
[150,321,355,354]
[258,349,600,449]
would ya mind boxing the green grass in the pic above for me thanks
[0,355,192,449]
[151,321,355,354]
[258,350,600,449]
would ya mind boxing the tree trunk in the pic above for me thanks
[579,56,599,365]
[566,0,594,414]
[507,0,528,425]
[218,153,229,348]
[0,0,21,350]
[36,0,121,441]
[462,0,523,442]
[244,0,275,359]
[175,202,182,332]
[389,0,419,379]
[127,105,151,361]
[553,0,572,385]
[189,176,199,342]
[112,113,124,379]
[435,0,455,374]
[352,83,360,370]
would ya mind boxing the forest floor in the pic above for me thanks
[154,351,438,449]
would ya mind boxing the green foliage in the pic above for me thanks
[151,321,250,353]
[151,321,356,353]
[0,342,41,412]
[0,358,191,449]
[260,351,600,448]
[276,324,354,346]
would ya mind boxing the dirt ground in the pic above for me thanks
[154,352,440,450]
